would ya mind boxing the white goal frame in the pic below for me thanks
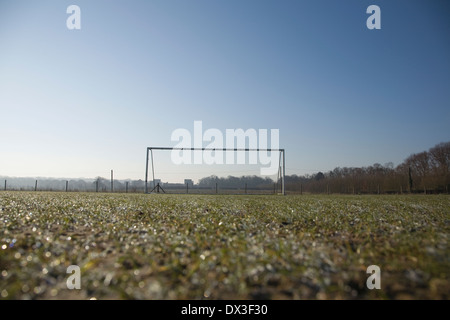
[144,147,286,195]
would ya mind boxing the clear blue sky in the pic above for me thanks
[1,0,449,182]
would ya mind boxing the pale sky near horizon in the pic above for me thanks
[1,0,449,182]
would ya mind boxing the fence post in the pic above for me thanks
[35,180,38,192]
[126,181,129,193]
[215,182,218,194]
[66,181,69,192]
[4,180,6,191]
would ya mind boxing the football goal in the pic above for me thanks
[144,147,286,195]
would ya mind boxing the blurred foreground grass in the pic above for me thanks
[0,192,448,299]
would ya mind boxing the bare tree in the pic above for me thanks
[429,142,450,191]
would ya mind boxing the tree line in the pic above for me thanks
[197,175,274,190]
[0,177,146,193]
[285,141,450,194]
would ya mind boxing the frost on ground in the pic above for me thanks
[0,192,449,299]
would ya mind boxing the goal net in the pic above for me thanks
[144,147,286,195]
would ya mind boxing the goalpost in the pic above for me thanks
[144,147,286,195]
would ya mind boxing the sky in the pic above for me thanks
[0,0,449,182]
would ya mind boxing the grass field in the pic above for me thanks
[0,191,448,300]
